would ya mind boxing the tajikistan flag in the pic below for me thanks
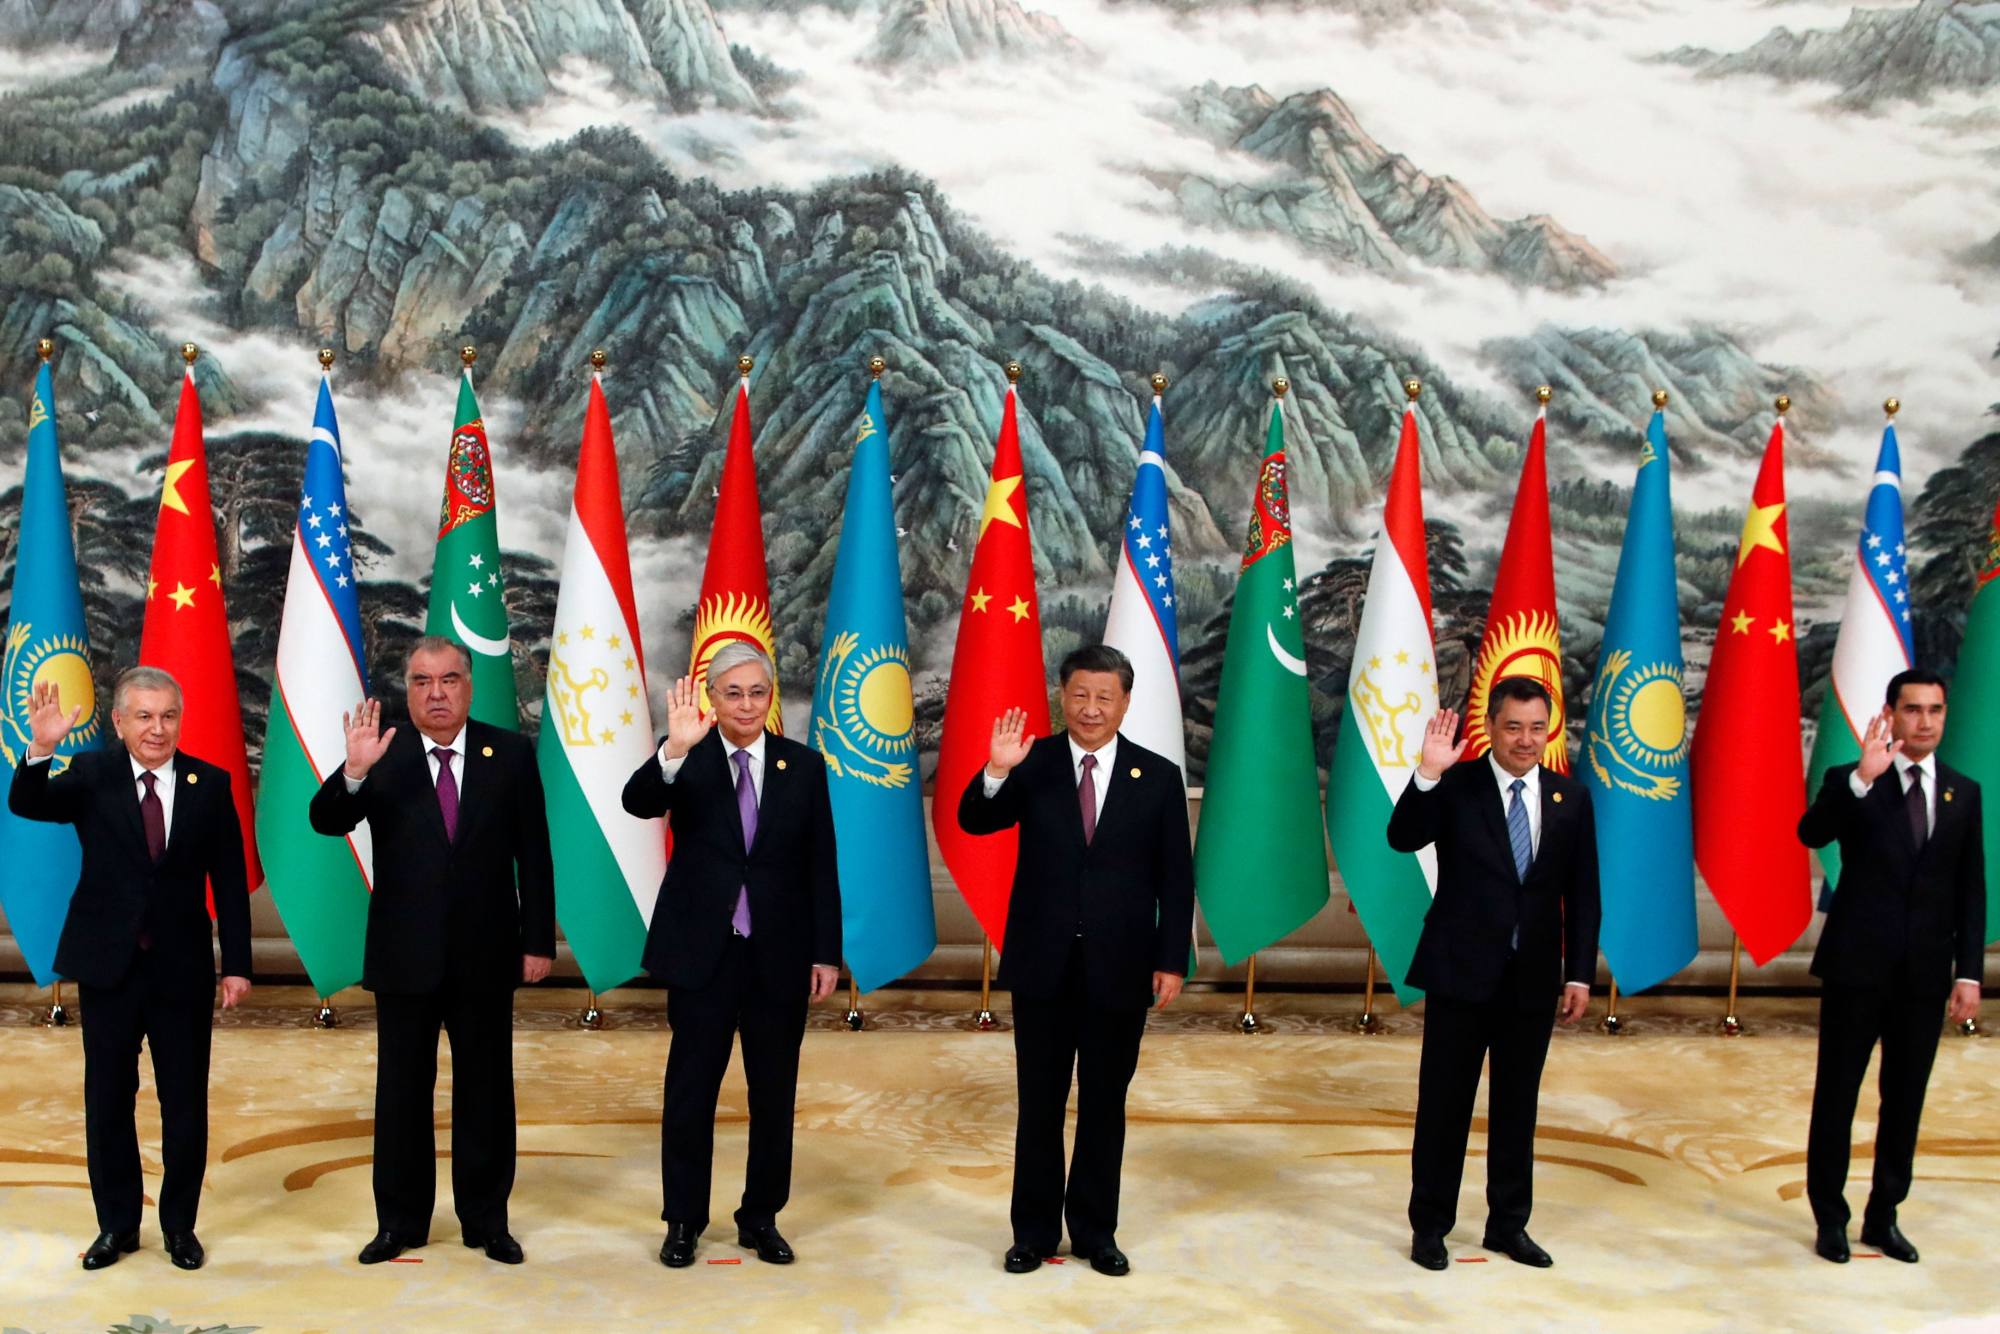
[257,371,372,996]
[538,369,665,993]
[1806,412,1914,900]
[1324,398,1438,1006]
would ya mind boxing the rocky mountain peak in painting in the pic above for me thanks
[1663,0,2000,109]
[868,0,1083,66]
[1158,82,1618,289]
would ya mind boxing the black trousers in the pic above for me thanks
[1408,981,1554,1239]
[78,951,214,1235]
[1009,939,1148,1255]
[1807,980,1945,1230]
[661,934,807,1232]
[372,985,517,1240]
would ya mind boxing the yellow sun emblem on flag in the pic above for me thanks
[692,591,780,731]
[1585,650,1685,800]
[1464,610,1568,771]
[1,623,100,767]
[813,631,915,790]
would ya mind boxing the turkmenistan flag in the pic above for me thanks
[539,369,665,993]
[1806,415,1913,901]
[1325,398,1437,1006]
[259,370,371,995]
[1194,388,1328,965]
[426,363,517,727]
[1938,491,2000,941]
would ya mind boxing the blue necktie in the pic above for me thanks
[1506,777,1532,882]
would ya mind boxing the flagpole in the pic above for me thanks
[1353,946,1381,1034]
[975,940,998,1031]
[1600,980,1623,1035]
[844,977,865,1031]
[1719,936,1744,1036]
[580,989,605,1031]
[41,980,69,1028]
[1238,956,1261,1034]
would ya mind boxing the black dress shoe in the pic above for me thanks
[660,1223,698,1268]
[1814,1227,1850,1264]
[737,1223,795,1265]
[1482,1230,1553,1268]
[1410,1233,1448,1271]
[1860,1221,1918,1263]
[1004,1244,1048,1273]
[164,1231,204,1271]
[1072,1245,1130,1277]
[464,1230,523,1264]
[358,1231,417,1265]
[80,1230,139,1271]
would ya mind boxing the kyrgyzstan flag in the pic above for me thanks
[1464,398,1569,771]
[1689,414,1810,964]
[139,352,262,897]
[933,369,1048,947]
[691,361,780,728]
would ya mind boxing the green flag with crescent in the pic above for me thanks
[425,366,518,727]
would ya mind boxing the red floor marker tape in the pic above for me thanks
[1456,1257,1489,1263]
[1046,1257,1067,1265]
[388,1257,423,1263]
[708,1257,742,1265]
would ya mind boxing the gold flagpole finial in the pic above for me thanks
[1272,376,1290,398]
[1150,372,1169,395]
[318,348,335,371]
[1652,389,1669,409]
[590,348,607,371]
[459,345,477,369]
[1403,377,1422,402]
[35,337,53,363]
[868,355,886,380]
[1535,384,1552,405]
[1883,396,1900,418]
[737,354,754,377]
[1004,360,1023,384]
[1774,394,1791,416]
[181,342,198,366]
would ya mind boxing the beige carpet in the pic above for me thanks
[0,987,1995,1334]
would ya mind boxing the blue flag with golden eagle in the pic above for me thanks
[810,377,935,992]
[0,360,103,985]
[1580,406,1696,993]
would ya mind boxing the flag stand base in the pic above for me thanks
[41,982,70,1028]
[843,979,865,1031]
[577,995,606,1031]
[1352,948,1381,1034]
[1718,1014,1743,1037]
[1238,957,1263,1034]
[973,941,1001,1031]
[311,1002,340,1030]
[1718,938,1744,1036]
[1600,982,1624,1036]
[1959,1017,1981,1038]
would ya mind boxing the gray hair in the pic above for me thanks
[113,666,183,711]
[707,641,775,687]
[405,635,474,678]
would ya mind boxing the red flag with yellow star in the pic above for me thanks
[690,370,780,729]
[1689,418,1809,964]
[933,378,1048,946]
[1464,405,1569,771]
[139,364,262,897]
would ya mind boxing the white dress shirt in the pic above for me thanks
[660,732,765,802]
[30,750,176,836]
[345,725,465,793]
[981,735,1118,818]
[1849,752,1935,836]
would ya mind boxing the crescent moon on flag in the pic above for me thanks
[451,601,511,657]
[1265,623,1307,676]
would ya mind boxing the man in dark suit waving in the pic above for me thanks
[958,644,1195,1279]
[309,635,554,1266]
[1388,676,1600,1272]
[11,668,251,1271]
[623,641,842,1270]
[1800,668,1984,1265]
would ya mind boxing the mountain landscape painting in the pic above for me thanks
[1,0,1997,980]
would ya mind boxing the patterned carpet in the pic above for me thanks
[0,987,1994,1334]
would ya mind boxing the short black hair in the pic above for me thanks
[1486,675,1553,718]
[1059,644,1134,693]
[1886,667,1947,709]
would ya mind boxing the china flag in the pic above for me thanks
[139,358,262,897]
[933,373,1048,947]
[1689,416,1810,964]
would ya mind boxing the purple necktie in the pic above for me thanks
[433,747,460,843]
[139,770,166,864]
[1079,753,1098,845]
[732,749,756,937]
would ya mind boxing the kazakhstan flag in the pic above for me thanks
[0,360,103,985]
[810,378,935,992]
[1581,407,1696,994]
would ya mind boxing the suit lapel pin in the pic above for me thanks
[1129,767,1141,779]
[1944,787,1954,803]
[481,746,494,757]
[776,758,788,771]
[186,772,198,784]
[1551,791,1562,804]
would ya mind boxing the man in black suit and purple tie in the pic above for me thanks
[309,635,555,1267]
[10,667,251,1272]
[623,640,843,1270]
[1799,668,1984,1265]
[1388,675,1600,1272]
